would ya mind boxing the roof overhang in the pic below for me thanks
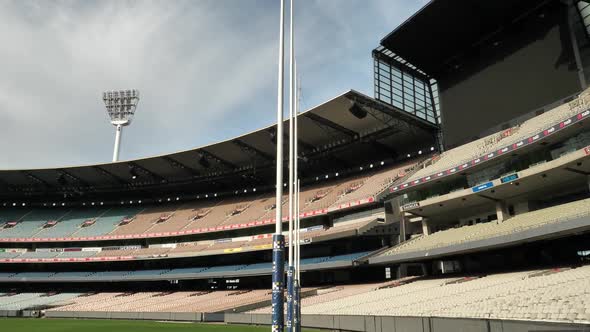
[0,91,437,201]
[380,0,558,76]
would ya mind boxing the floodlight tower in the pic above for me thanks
[102,89,140,162]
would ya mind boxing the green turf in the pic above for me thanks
[0,318,321,332]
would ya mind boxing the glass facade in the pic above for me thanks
[373,46,440,125]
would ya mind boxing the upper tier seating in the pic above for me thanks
[406,95,587,183]
[0,209,30,228]
[380,198,590,257]
[64,206,144,238]
[109,204,182,235]
[302,175,371,212]
[146,200,217,233]
[33,208,109,238]
[0,161,412,241]
[219,196,276,226]
[182,196,255,230]
[330,159,421,207]
[0,209,69,238]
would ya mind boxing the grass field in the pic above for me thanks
[0,318,322,332]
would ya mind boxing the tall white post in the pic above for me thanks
[295,67,301,282]
[295,178,302,332]
[288,0,295,268]
[286,0,296,330]
[296,179,301,280]
[271,0,287,331]
[294,74,302,332]
[274,1,286,236]
[112,124,123,162]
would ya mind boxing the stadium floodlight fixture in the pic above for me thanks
[102,89,140,162]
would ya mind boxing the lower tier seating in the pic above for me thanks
[0,293,81,310]
[7,265,589,323]
[379,198,590,257]
[297,265,590,323]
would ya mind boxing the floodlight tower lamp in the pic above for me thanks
[102,89,140,162]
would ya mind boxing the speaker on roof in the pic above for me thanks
[349,103,367,119]
[199,156,210,168]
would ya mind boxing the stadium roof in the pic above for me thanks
[0,90,437,201]
[380,0,552,76]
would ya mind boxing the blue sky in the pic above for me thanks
[0,0,427,169]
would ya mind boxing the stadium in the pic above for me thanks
[2,0,590,331]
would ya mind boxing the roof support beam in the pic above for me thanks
[304,113,358,138]
[268,128,315,152]
[0,178,14,192]
[128,162,167,183]
[162,156,201,177]
[93,166,128,186]
[360,126,401,143]
[21,171,51,188]
[199,150,237,171]
[232,139,274,161]
[288,133,315,152]
[58,170,90,187]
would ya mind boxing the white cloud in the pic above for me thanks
[0,0,426,169]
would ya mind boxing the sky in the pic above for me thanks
[0,0,428,169]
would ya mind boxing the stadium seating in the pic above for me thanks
[379,198,590,257]
[0,212,379,262]
[406,99,584,183]
[0,251,23,258]
[296,266,590,322]
[0,251,373,282]
[330,159,421,207]
[71,206,144,238]
[33,208,109,238]
[0,209,31,229]
[58,250,98,258]
[31,265,590,323]
[218,196,276,227]
[0,293,81,310]
[0,209,69,238]
[109,204,182,235]
[146,200,217,233]
[51,290,272,313]
[249,281,398,314]
[18,251,59,259]
[0,161,411,242]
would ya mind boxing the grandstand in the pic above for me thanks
[2,0,590,331]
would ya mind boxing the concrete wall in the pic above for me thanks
[44,310,202,322]
[0,310,19,317]
[37,311,590,331]
[225,314,590,332]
